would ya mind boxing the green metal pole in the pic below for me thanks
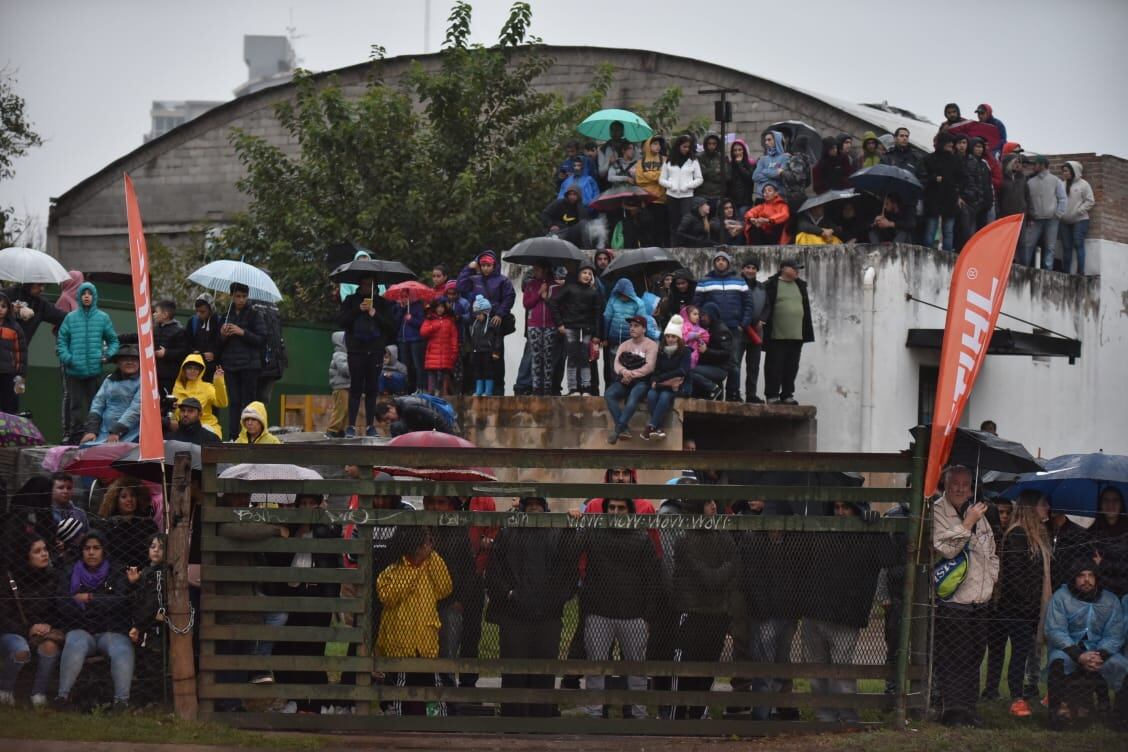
[894,437,927,728]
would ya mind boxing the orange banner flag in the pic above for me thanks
[123,174,164,461]
[924,214,1025,496]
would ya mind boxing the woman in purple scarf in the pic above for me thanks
[54,530,134,711]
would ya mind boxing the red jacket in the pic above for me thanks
[420,314,459,370]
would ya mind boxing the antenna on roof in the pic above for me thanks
[286,7,306,67]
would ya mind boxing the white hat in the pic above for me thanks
[663,314,684,339]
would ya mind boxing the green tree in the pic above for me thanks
[0,69,44,246]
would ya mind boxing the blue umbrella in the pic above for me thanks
[1001,453,1128,517]
[577,108,653,142]
[848,164,923,203]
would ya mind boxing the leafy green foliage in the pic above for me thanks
[216,1,676,318]
[0,69,44,247]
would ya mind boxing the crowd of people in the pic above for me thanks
[542,106,1094,275]
[1,473,167,710]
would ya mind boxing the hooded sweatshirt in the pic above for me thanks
[235,400,281,444]
[975,104,1007,147]
[752,130,788,197]
[173,352,229,438]
[696,133,728,199]
[1027,166,1067,221]
[635,136,667,203]
[457,252,516,318]
[1061,160,1096,224]
[660,136,703,198]
[382,344,409,379]
[997,154,1030,218]
[549,262,604,334]
[1045,563,1126,679]
[812,136,852,193]
[860,131,882,169]
[328,331,350,390]
[603,278,656,344]
[56,282,120,379]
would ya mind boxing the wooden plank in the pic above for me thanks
[211,479,913,505]
[200,565,364,584]
[201,535,367,554]
[372,657,925,681]
[200,624,363,643]
[199,654,372,672]
[200,682,896,709]
[200,506,913,533]
[202,445,912,473]
[220,713,880,736]
[205,595,365,614]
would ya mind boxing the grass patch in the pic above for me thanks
[0,706,326,749]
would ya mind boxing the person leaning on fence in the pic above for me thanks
[79,343,142,445]
[96,477,158,570]
[1,534,62,708]
[126,532,166,651]
[234,401,280,445]
[799,500,892,725]
[1044,556,1128,729]
[932,465,999,728]
[668,497,735,720]
[54,530,135,712]
[376,525,452,717]
[568,497,659,720]
[57,282,120,443]
[173,352,227,439]
[485,496,579,718]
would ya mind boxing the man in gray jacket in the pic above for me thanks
[1019,155,1066,269]
[932,465,999,727]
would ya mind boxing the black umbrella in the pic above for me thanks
[325,241,370,270]
[504,237,587,267]
[110,440,202,484]
[764,120,821,163]
[601,246,681,280]
[849,164,924,203]
[330,258,416,285]
[910,426,1043,476]
[798,189,860,213]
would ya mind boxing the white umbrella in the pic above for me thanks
[0,247,70,284]
[219,463,323,506]
[188,259,282,303]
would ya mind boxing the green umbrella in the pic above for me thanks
[577,108,653,142]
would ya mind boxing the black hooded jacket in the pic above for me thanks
[922,140,965,218]
[579,526,659,620]
[549,264,604,334]
[485,527,579,623]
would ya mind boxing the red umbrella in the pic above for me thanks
[589,185,656,213]
[374,431,497,482]
[948,121,1002,152]
[64,442,138,483]
[382,281,437,305]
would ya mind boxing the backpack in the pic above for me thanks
[393,392,459,435]
[253,302,288,380]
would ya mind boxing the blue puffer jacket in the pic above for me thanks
[603,278,659,344]
[693,252,753,330]
[1045,582,1127,687]
[752,130,788,197]
[84,372,142,443]
[56,282,119,378]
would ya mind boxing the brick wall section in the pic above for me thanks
[1044,153,1128,245]
[46,46,1128,271]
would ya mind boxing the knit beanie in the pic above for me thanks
[472,295,492,313]
[664,314,685,339]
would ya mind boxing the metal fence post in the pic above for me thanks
[894,438,927,728]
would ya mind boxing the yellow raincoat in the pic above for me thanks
[375,552,452,658]
[173,353,228,438]
[234,401,281,444]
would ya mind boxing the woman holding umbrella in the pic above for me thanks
[336,276,395,437]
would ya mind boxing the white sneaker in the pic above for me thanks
[0,690,13,706]
[31,694,48,708]
[279,700,297,714]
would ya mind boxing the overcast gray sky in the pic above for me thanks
[2,0,1126,238]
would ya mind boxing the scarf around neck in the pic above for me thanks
[70,558,111,607]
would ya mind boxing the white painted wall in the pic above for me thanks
[503,242,1128,458]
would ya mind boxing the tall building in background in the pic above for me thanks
[144,35,296,142]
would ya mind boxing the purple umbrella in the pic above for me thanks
[0,412,44,447]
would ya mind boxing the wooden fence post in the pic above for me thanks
[168,452,199,720]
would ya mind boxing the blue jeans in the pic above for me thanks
[58,629,134,702]
[1059,219,1089,275]
[923,215,955,252]
[604,380,648,433]
[514,337,533,393]
[646,388,677,429]
[399,340,426,392]
[253,610,288,658]
[1020,218,1059,269]
[1,632,59,695]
